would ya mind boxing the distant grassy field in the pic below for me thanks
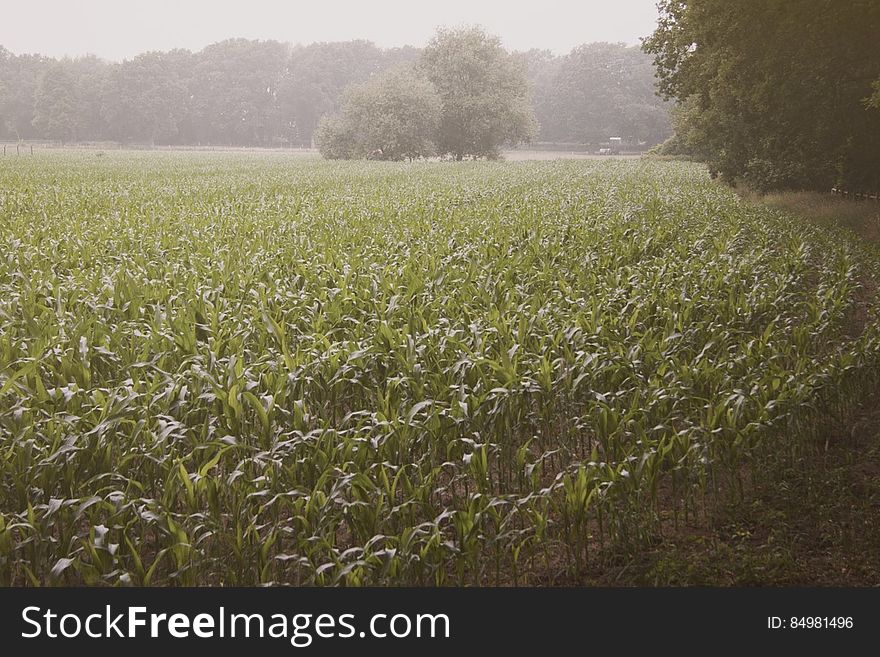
[1,152,878,586]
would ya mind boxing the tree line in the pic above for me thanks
[645,0,880,192]
[0,32,670,150]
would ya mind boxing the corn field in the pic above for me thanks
[1,152,879,586]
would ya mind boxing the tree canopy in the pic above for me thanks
[421,26,537,160]
[521,43,671,147]
[316,66,441,160]
[644,0,880,191]
[32,63,79,141]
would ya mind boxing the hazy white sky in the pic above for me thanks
[0,1,661,60]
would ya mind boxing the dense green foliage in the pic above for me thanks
[644,0,880,191]
[319,27,537,161]
[421,27,536,160]
[316,67,441,161]
[521,43,671,147]
[31,63,80,141]
[1,153,878,586]
[0,40,418,147]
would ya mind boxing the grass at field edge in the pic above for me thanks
[593,189,880,586]
[585,389,880,586]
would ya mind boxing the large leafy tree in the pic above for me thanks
[644,0,880,191]
[316,66,441,160]
[190,39,288,146]
[528,43,670,146]
[0,49,50,140]
[0,47,10,138]
[515,49,561,140]
[101,50,193,144]
[278,41,400,147]
[32,62,80,141]
[68,56,110,142]
[421,27,536,160]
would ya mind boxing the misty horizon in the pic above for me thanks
[1,27,670,149]
[0,35,650,63]
[0,0,659,61]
